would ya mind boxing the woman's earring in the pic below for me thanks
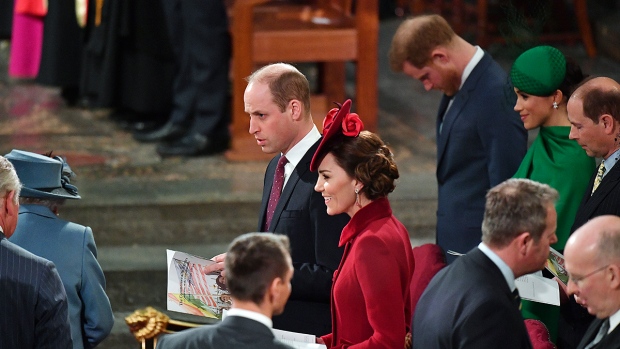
[355,188,362,208]
[553,101,559,109]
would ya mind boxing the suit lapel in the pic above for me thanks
[575,162,620,227]
[269,140,320,232]
[436,53,491,166]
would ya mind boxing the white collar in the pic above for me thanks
[281,125,320,185]
[608,309,620,334]
[478,242,516,292]
[460,46,484,89]
[225,308,273,329]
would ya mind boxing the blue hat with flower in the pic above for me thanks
[5,149,80,200]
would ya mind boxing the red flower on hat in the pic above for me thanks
[322,107,339,133]
[342,112,363,137]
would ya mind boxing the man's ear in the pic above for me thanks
[608,264,620,289]
[430,47,449,64]
[4,191,15,215]
[267,277,283,304]
[600,114,616,134]
[515,232,532,256]
[289,100,302,121]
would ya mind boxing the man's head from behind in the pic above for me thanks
[482,179,558,276]
[0,156,21,237]
[565,215,620,319]
[225,232,293,317]
[567,77,620,158]
[244,63,313,155]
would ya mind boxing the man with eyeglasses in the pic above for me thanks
[564,215,620,349]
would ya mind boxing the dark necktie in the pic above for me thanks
[512,288,522,310]
[264,155,288,231]
[584,319,610,349]
[437,95,453,135]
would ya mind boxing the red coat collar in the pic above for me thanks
[338,197,392,247]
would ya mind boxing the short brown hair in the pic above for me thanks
[225,233,291,304]
[246,63,311,115]
[389,14,455,71]
[325,131,399,200]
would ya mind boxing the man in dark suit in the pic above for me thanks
[562,77,620,348]
[413,178,558,348]
[569,77,620,231]
[389,14,527,263]
[564,215,620,349]
[6,150,114,349]
[208,63,348,336]
[0,155,73,348]
[157,233,295,349]
[134,0,231,157]
[244,63,349,336]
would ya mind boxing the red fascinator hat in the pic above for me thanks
[310,99,364,172]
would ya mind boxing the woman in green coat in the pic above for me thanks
[511,45,596,344]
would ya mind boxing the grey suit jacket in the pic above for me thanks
[413,248,533,349]
[576,318,620,349]
[259,139,349,336]
[10,204,114,349]
[156,316,294,349]
[0,232,73,349]
[435,52,527,264]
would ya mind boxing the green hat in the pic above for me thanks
[510,46,566,96]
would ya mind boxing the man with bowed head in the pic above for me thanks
[564,215,620,349]
[413,178,558,349]
[0,155,73,348]
[389,14,526,263]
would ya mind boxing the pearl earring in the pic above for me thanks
[553,101,558,109]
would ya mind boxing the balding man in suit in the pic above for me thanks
[565,216,620,349]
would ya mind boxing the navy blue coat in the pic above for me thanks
[0,232,72,348]
[435,52,526,263]
[259,139,349,336]
[413,248,533,349]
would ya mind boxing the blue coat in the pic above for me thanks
[435,52,526,263]
[10,204,114,349]
[259,139,349,336]
[413,248,533,349]
[0,232,73,348]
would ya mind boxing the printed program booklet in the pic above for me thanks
[546,246,568,285]
[166,249,232,319]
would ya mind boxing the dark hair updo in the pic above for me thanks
[326,131,399,200]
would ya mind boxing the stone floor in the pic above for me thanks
[2,15,620,348]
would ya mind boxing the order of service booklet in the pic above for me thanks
[546,246,569,285]
[166,249,232,319]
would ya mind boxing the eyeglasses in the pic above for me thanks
[568,265,609,285]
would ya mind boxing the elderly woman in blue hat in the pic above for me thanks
[510,46,596,344]
[5,150,114,349]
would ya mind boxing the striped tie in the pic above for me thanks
[591,161,606,195]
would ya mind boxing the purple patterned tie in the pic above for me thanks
[264,155,288,231]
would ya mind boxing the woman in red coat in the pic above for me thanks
[310,99,415,349]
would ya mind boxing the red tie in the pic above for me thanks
[264,155,288,231]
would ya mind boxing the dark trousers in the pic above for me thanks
[160,0,230,137]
